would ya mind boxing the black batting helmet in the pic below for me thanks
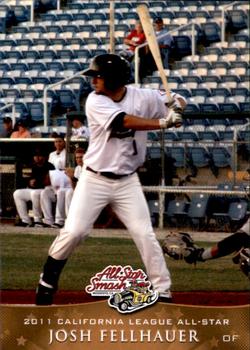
[83,54,131,90]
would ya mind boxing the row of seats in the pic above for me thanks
[148,190,248,230]
[148,124,250,142]
[146,142,250,169]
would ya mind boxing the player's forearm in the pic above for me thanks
[123,115,162,130]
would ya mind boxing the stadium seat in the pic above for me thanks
[188,146,211,168]
[165,199,189,227]
[163,130,179,141]
[178,130,199,141]
[173,35,192,58]
[27,99,50,122]
[147,146,162,160]
[166,146,186,168]
[57,88,80,111]
[212,200,248,231]
[219,97,240,113]
[198,128,220,141]
[185,194,210,229]
[13,5,30,23]
[147,199,159,226]
[200,97,220,113]
[210,146,232,168]
[227,9,248,31]
[201,22,221,43]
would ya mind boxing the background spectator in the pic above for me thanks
[122,21,146,61]
[154,17,174,69]
[11,120,31,139]
[48,133,66,170]
[55,148,85,228]
[0,117,13,138]
[121,20,153,81]
[13,148,54,227]
[71,116,89,140]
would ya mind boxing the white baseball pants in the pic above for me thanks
[49,170,171,293]
[56,188,74,222]
[40,187,56,225]
[13,188,43,224]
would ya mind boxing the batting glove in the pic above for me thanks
[167,99,183,113]
[159,109,183,129]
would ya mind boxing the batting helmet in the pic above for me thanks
[83,54,131,90]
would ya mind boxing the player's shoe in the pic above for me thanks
[158,291,172,303]
[35,283,55,305]
[14,221,32,227]
[184,247,204,264]
[51,223,64,229]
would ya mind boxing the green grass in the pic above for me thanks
[0,233,249,291]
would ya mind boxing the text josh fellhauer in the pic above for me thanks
[48,329,199,344]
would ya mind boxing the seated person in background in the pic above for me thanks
[39,168,72,228]
[154,17,174,69]
[0,117,13,138]
[11,119,31,139]
[13,148,55,227]
[122,21,146,61]
[36,133,67,227]
[71,116,89,140]
[55,148,85,228]
[48,133,66,170]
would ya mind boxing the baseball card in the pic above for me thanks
[0,0,249,349]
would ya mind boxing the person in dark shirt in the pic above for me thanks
[13,148,55,227]
[0,117,13,138]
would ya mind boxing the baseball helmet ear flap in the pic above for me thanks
[83,54,131,90]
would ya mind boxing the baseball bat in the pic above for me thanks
[137,4,172,102]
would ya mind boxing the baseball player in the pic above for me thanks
[37,134,67,227]
[13,148,54,227]
[35,54,186,305]
[185,218,250,265]
[55,148,84,227]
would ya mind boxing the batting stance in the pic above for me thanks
[36,54,186,305]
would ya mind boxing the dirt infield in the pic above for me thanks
[1,290,249,306]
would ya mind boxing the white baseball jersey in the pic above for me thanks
[74,165,82,179]
[84,86,169,174]
[48,149,66,170]
[71,126,90,140]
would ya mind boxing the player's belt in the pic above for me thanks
[86,166,133,180]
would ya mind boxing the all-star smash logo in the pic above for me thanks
[85,265,158,313]
[85,265,150,296]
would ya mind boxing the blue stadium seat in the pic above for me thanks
[173,35,192,57]
[166,146,186,168]
[188,146,211,168]
[219,97,240,113]
[178,131,199,141]
[27,99,49,122]
[219,129,234,141]
[147,131,159,143]
[201,22,221,43]
[227,9,248,31]
[210,146,232,168]
[57,87,80,111]
[186,194,210,229]
[147,146,162,160]
[200,97,220,113]
[163,131,179,141]
[40,0,57,11]
[13,5,30,23]
[165,199,189,226]
[198,128,220,141]
[147,199,159,226]
[213,200,248,231]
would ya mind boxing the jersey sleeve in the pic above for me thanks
[86,93,124,130]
